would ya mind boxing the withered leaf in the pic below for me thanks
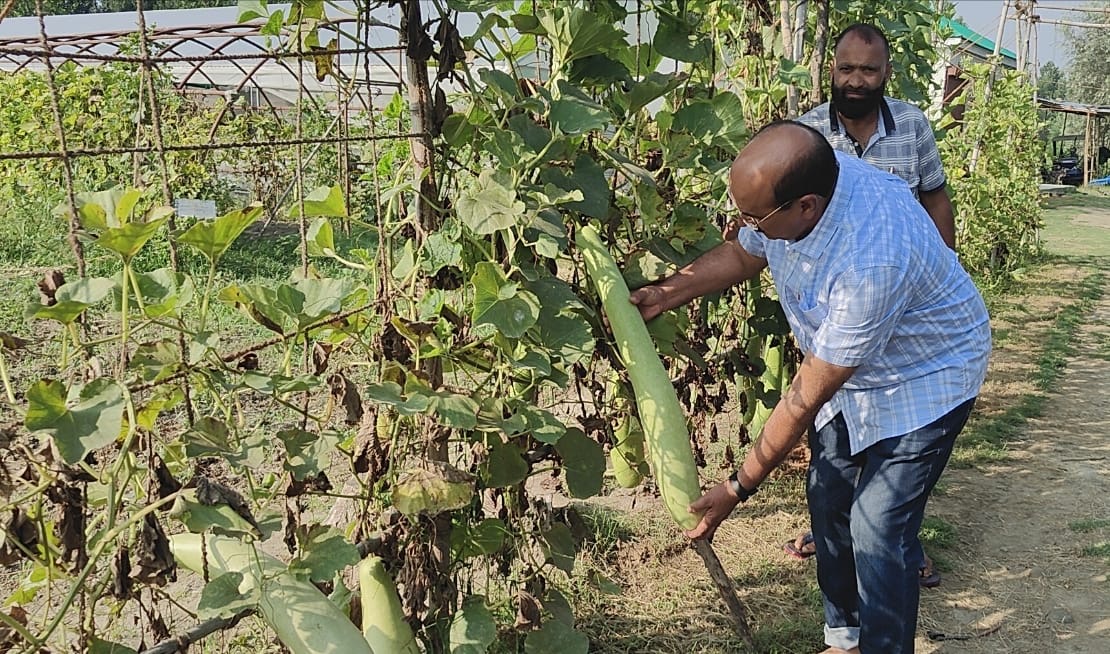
[151,454,182,506]
[0,508,38,565]
[328,373,363,425]
[195,476,263,535]
[47,482,86,570]
[514,590,542,631]
[37,270,65,307]
[134,514,176,585]
[111,545,132,599]
[312,342,332,375]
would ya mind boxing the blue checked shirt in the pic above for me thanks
[796,97,946,197]
[737,153,990,453]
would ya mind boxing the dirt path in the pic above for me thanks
[916,198,1110,653]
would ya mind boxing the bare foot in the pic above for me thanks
[819,648,860,654]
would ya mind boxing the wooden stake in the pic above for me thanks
[691,539,757,650]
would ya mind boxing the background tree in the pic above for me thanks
[1063,4,1110,105]
[1037,60,1067,101]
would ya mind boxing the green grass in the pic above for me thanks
[1069,519,1110,533]
[951,271,1104,468]
[1080,542,1110,561]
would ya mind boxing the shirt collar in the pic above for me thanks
[828,96,896,135]
[786,153,851,258]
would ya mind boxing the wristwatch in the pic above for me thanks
[728,470,758,503]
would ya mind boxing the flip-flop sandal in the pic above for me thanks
[919,565,942,588]
[783,532,817,560]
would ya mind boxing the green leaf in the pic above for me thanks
[569,53,631,85]
[289,525,360,583]
[554,428,604,499]
[421,233,462,275]
[177,204,263,262]
[416,389,480,430]
[63,186,143,229]
[290,185,347,218]
[306,217,336,257]
[540,154,609,219]
[131,268,195,318]
[448,596,497,654]
[26,276,116,324]
[95,218,167,261]
[451,518,506,559]
[549,83,612,135]
[470,262,540,339]
[25,378,125,465]
[392,465,475,516]
[512,403,566,444]
[130,339,180,383]
[457,170,525,235]
[237,0,269,22]
[653,11,710,63]
[541,522,576,574]
[197,571,260,620]
[538,6,626,70]
[525,620,589,654]
[625,71,687,115]
[278,429,340,481]
[365,382,431,416]
[87,638,139,654]
[482,437,528,488]
[778,57,812,86]
[182,417,232,458]
[170,490,260,537]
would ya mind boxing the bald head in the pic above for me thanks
[731,121,839,208]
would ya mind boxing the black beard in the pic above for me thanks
[832,82,885,120]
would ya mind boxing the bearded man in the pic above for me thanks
[796,23,955,250]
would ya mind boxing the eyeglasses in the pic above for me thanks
[738,198,794,231]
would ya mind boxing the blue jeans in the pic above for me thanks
[807,398,975,653]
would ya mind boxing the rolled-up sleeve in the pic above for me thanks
[812,265,910,367]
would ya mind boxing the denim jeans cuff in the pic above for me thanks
[824,625,860,650]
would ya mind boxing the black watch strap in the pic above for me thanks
[729,471,758,502]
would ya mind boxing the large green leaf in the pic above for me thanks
[625,71,688,115]
[470,263,540,339]
[177,205,263,261]
[653,11,710,63]
[450,519,506,559]
[540,523,575,574]
[130,339,180,383]
[169,490,260,538]
[279,429,340,481]
[549,82,612,135]
[365,382,431,416]
[456,170,525,235]
[539,154,609,219]
[289,525,360,583]
[25,378,125,464]
[539,5,626,70]
[448,596,497,654]
[482,437,528,488]
[512,403,567,444]
[671,92,748,151]
[525,620,589,654]
[26,276,117,324]
[553,428,604,499]
[414,389,480,430]
[130,268,195,318]
[87,639,139,654]
[95,217,167,261]
[392,466,475,516]
[63,186,143,229]
[289,185,347,218]
[197,571,260,620]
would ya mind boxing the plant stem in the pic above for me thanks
[198,260,217,332]
[0,349,16,404]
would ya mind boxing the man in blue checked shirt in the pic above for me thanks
[630,121,990,654]
[790,21,954,587]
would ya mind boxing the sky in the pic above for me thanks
[950,0,1094,69]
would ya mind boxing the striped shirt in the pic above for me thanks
[738,153,990,453]
[796,97,946,197]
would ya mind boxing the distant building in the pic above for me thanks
[929,17,1018,121]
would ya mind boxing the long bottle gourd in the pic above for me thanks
[577,225,701,530]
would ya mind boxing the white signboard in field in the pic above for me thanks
[175,198,218,219]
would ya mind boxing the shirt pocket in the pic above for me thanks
[887,165,920,196]
[796,291,828,331]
